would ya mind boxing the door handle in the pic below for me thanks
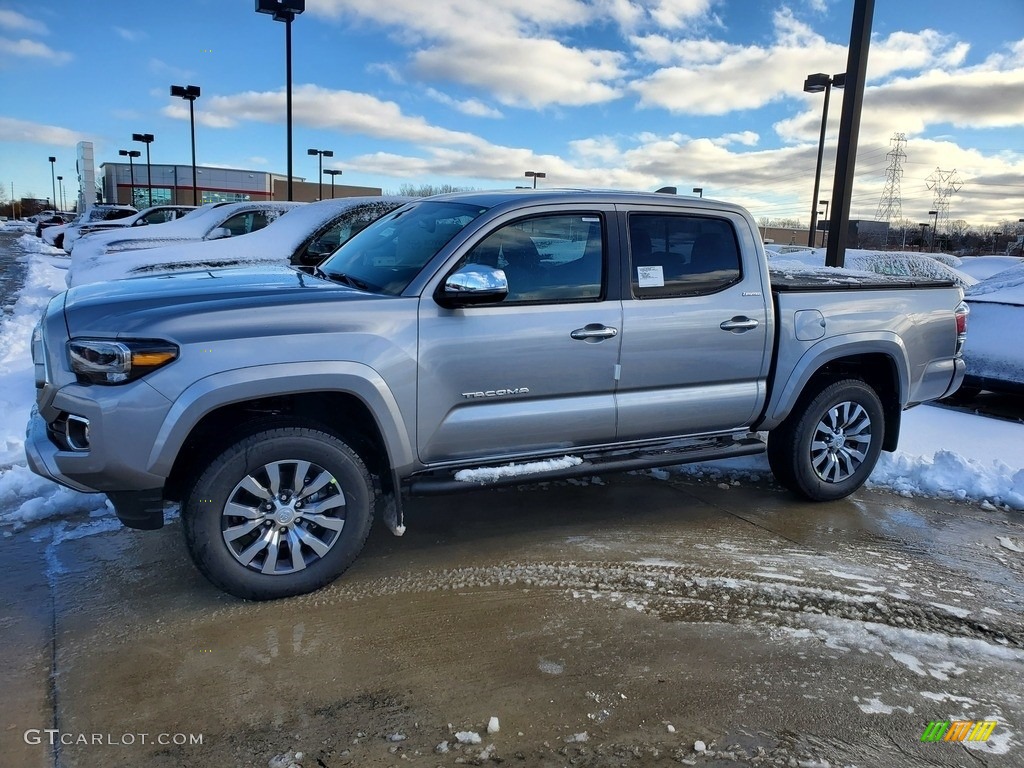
[571,324,619,341]
[719,316,759,332]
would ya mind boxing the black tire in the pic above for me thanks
[182,427,374,600]
[767,379,885,502]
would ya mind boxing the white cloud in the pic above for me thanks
[0,37,72,65]
[248,157,269,166]
[414,34,626,108]
[712,131,760,147]
[188,85,488,148]
[426,88,503,119]
[0,117,83,146]
[0,10,47,35]
[631,9,975,115]
[308,0,628,108]
[649,0,715,29]
[114,27,145,42]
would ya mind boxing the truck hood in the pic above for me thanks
[62,266,381,338]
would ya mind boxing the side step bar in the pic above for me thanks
[406,434,766,496]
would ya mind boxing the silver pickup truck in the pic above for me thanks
[27,190,968,599]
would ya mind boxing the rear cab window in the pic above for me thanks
[628,213,742,298]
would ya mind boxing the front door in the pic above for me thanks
[417,211,621,464]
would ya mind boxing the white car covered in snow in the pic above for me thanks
[62,204,197,253]
[43,204,137,250]
[67,200,302,286]
[67,197,410,287]
[959,261,1024,396]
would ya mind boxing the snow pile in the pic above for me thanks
[0,236,108,529]
[671,405,1024,510]
[768,247,976,289]
[455,455,583,484]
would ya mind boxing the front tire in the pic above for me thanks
[768,379,885,502]
[182,427,374,600]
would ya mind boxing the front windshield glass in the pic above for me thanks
[318,200,489,295]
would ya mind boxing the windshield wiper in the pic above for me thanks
[318,269,370,291]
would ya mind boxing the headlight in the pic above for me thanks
[67,339,178,385]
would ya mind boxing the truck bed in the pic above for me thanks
[769,270,956,292]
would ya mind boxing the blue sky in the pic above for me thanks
[1,0,1022,228]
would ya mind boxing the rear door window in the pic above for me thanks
[628,214,741,298]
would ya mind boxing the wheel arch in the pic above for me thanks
[153,364,414,502]
[761,338,906,452]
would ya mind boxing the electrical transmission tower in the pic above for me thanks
[925,168,963,235]
[875,133,906,237]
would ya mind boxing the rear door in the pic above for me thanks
[417,208,622,464]
[615,207,771,439]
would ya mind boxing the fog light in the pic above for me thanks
[66,415,90,451]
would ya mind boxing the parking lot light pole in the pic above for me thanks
[48,156,57,212]
[132,133,154,207]
[919,223,928,251]
[307,148,333,200]
[928,209,939,251]
[524,170,546,188]
[256,0,306,201]
[56,176,63,211]
[993,232,1001,254]
[171,85,202,205]
[803,72,845,247]
[324,168,342,199]
[692,187,703,198]
[118,149,140,206]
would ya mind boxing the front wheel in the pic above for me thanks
[182,427,374,600]
[767,379,885,502]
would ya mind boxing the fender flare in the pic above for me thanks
[760,333,910,429]
[145,361,414,478]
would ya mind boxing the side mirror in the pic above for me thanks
[436,265,508,308]
[207,227,232,240]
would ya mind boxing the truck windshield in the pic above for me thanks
[318,200,489,295]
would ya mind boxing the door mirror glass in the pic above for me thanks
[207,227,231,240]
[437,266,508,308]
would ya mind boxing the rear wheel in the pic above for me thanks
[182,427,373,600]
[768,379,884,501]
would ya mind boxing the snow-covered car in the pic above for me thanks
[63,204,196,253]
[43,205,137,250]
[34,212,75,238]
[68,197,410,286]
[957,255,1023,282]
[958,262,1024,396]
[67,200,302,285]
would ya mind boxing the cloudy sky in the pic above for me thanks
[1,0,1022,228]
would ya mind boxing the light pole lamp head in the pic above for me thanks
[818,199,828,205]
[256,0,305,22]
[928,210,938,216]
[48,156,56,163]
[692,187,703,196]
[324,169,342,177]
[831,72,847,89]
[323,150,334,158]
[307,148,317,156]
[803,73,830,93]
[171,84,201,100]
[132,133,154,144]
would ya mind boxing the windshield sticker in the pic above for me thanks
[637,265,664,288]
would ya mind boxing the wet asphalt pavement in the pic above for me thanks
[1,231,30,313]
[3,473,1023,768]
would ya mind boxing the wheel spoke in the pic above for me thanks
[239,474,272,500]
[238,530,272,565]
[294,526,331,558]
[287,530,306,571]
[223,519,262,542]
[291,460,312,494]
[225,501,262,520]
[304,493,346,516]
[261,534,281,574]
[299,467,333,498]
[265,462,282,496]
[303,513,345,532]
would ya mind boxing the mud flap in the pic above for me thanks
[377,492,406,536]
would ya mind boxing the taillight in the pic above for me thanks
[954,301,969,356]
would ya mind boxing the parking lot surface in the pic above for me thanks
[3,471,1023,767]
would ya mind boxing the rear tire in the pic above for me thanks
[768,379,884,502]
[182,427,373,600]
